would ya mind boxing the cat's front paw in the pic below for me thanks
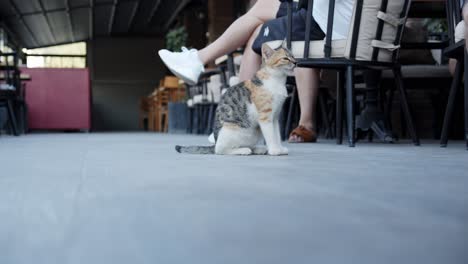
[252,146,268,155]
[268,147,288,156]
[279,146,289,155]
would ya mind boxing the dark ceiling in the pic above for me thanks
[0,0,193,49]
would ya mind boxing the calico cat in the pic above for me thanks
[176,43,296,156]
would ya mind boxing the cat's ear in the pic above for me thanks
[261,44,275,60]
[281,38,287,49]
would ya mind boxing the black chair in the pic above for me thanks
[0,90,19,136]
[279,0,419,147]
[186,69,225,134]
[0,52,23,136]
[440,0,468,150]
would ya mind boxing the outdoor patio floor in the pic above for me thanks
[0,132,467,264]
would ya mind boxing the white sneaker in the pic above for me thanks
[158,47,205,85]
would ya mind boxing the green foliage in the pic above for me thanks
[166,27,188,52]
[424,19,448,34]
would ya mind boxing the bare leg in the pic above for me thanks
[289,68,320,142]
[296,68,319,130]
[197,0,279,65]
[449,59,457,76]
[239,24,264,81]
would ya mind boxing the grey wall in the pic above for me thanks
[87,37,166,131]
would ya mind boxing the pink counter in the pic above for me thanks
[22,68,91,131]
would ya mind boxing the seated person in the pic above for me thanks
[250,0,354,142]
[160,0,354,143]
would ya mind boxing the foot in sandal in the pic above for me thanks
[288,125,317,143]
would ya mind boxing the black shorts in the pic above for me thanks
[252,2,325,54]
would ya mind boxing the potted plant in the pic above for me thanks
[165,26,188,52]
[164,26,190,133]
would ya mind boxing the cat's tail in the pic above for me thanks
[175,145,215,154]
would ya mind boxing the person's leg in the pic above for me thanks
[296,68,319,131]
[197,0,280,65]
[158,0,279,85]
[239,7,324,142]
[288,68,320,142]
[238,24,264,81]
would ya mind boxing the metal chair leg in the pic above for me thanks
[393,67,420,146]
[385,87,395,132]
[22,102,28,134]
[6,99,19,136]
[204,105,210,134]
[285,85,297,140]
[206,104,216,134]
[318,91,331,138]
[381,83,393,132]
[465,51,468,150]
[193,106,199,134]
[186,108,192,133]
[336,71,344,145]
[440,61,463,147]
[16,101,27,134]
[345,66,355,147]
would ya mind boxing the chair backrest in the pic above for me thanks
[140,97,152,112]
[343,0,412,62]
[156,90,170,108]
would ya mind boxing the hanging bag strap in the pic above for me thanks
[371,40,400,51]
[377,11,406,27]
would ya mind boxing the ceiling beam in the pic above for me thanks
[0,22,23,49]
[127,0,140,32]
[147,0,162,25]
[7,0,40,46]
[64,0,75,42]
[35,0,57,43]
[4,0,139,19]
[163,0,191,31]
[108,0,118,35]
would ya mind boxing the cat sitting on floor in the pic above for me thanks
[176,43,296,156]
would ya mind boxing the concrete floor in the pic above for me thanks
[0,133,467,264]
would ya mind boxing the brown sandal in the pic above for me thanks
[288,126,317,143]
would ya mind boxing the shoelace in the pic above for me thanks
[182,47,199,56]
[180,46,203,71]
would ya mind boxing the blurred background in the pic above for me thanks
[0,0,254,132]
[0,0,465,142]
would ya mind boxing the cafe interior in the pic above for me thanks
[0,0,467,263]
